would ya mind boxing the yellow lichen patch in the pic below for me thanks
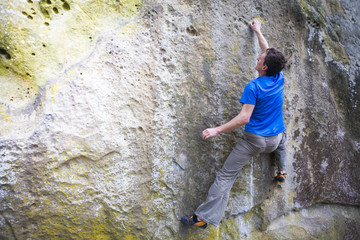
[0,0,143,107]
[233,41,240,54]
[252,15,267,25]
[124,235,136,240]
[225,56,241,75]
[0,105,11,135]
[36,213,112,239]
[120,22,138,36]
[288,190,296,205]
[307,161,314,183]
[51,82,59,95]
[49,81,59,103]
[0,105,11,123]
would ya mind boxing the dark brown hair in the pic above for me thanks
[264,48,287,76]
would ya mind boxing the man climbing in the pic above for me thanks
[181,19,287,229]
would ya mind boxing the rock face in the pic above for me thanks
[0,0,359,239]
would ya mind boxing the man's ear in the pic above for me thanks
[262,65,268,71]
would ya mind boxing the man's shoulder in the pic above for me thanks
[245,79,258,90]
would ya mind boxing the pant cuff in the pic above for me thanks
[194,212,219,227]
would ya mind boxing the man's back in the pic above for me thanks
[240,71,285,137]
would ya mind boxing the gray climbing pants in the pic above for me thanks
[195,131,287,227]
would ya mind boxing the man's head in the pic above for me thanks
[255,48,287,76]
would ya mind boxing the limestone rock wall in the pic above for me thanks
[0,0,359,239]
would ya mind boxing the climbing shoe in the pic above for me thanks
[181,214,207,229]
[275,172,287,182]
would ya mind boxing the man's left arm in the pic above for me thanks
[202,104,255,140]
[250,19,269,53]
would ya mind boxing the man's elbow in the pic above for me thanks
[238,116,250,125]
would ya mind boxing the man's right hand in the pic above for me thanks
[202,128,219,140]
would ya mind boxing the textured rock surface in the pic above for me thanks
[0,0,359,239]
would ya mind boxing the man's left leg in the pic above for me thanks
[191,135,260,227]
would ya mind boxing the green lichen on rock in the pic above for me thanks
[218,217,241,239]
[322,34,349,62]
[299,0,327,29]
[1,151,149,239]
[298,0,349,63]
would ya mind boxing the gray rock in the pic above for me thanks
[0,0,359,239]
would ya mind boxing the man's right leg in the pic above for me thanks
[273,131,287,181]
[194,137,258,227]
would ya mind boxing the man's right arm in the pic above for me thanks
[201,104,255,140]
[250,19,269,53]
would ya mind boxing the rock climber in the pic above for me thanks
[181,19,287,229]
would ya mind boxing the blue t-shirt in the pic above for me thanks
[240,71,285,137]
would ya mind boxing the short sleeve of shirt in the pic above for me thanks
[240,81,257,105]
